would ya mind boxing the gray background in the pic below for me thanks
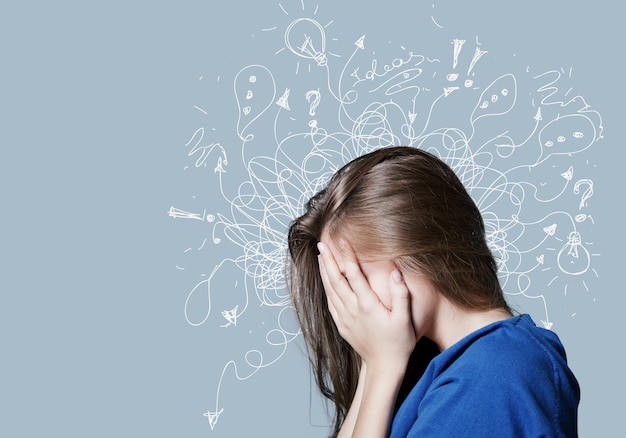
[2,1,622,437]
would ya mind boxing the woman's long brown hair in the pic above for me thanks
[287,146,510,436]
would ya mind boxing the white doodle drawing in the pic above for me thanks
[557,231,591,276]
[284,18,328,67]
[170,2,602,430]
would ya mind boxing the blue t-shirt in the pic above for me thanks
[390,314,580,437]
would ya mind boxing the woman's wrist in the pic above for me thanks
[364,356,408,381]
[365,363,406,389]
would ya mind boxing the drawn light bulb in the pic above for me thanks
[284,18,327,67]
[557,231,590,276]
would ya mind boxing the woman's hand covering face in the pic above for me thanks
[317,240,417,370]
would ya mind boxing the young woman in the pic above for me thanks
[287,146,579,437]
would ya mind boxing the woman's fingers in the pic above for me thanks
[325,288,339,324]
[338,240,375,303]
[317,242,352,309]
[389,269,412,323]
[318,240,376,304]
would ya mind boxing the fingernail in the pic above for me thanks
[392,270,403,283]
[317,242,325,254]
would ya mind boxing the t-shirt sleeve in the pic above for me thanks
[400,340,578,437]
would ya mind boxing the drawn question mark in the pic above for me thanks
[305,89,321,116]
[573,179,593,210]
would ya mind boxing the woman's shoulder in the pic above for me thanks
[393,315,580,437]
[438,314,576,385]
